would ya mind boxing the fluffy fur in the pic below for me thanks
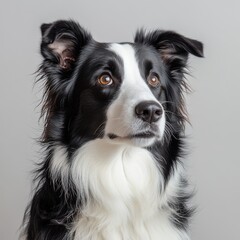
[21,20,203,240]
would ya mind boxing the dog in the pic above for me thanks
[21,20,203,240]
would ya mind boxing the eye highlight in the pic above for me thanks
[98,74,113,86]
[147,73,160,87]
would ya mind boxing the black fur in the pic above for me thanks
[21,20,203,240]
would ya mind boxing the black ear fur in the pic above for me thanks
[134,29,203,67]
[40,20,92,70]
[38,20,92,143]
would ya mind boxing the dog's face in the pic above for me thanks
[103,43,166,147]
[40,20,203,148]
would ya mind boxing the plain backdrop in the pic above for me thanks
[0,0,239,239]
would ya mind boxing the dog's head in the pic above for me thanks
[40,20,203,148]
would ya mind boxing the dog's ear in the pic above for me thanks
[134,29,203,69]
[40,20,92,71]
[39,20,92,143]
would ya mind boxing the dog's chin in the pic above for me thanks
[106,132,159,147]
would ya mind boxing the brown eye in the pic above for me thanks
[147,73,160,87]
[98,74,113,86]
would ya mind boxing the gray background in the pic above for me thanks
[0,0,239,239]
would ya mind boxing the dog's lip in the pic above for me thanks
[108,131,158,140]
[130,131,156,138]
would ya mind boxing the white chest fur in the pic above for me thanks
[69,139,188,240]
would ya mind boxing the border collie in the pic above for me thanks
[21,20,203,240]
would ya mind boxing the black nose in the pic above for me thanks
[135,101,162,123]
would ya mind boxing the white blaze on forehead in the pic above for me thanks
[110,44,141,82]
[109,43,156,101]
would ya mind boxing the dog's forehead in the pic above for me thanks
[107,43,159,102]
[108,43,161,72]
[107,43,162,85]
[109,43,135,57]
[109,43,139,78]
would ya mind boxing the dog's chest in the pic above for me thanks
[70,139,184,240]
[71,140,161,212]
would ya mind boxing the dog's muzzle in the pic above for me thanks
[105,99,164,147]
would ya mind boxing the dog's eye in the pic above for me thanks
[98,74,113,86]
[147,74,160,87]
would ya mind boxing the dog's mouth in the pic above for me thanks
[108,131,158,140]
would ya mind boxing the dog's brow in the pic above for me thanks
[109,43,141,81]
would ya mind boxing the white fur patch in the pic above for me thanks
[104,44,166,147]
[70,139,188,240]
[50,146,70,191]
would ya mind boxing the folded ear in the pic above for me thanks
[134,29,203,68]
[40,20,92,71]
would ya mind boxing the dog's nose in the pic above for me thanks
[135,101,162,123]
